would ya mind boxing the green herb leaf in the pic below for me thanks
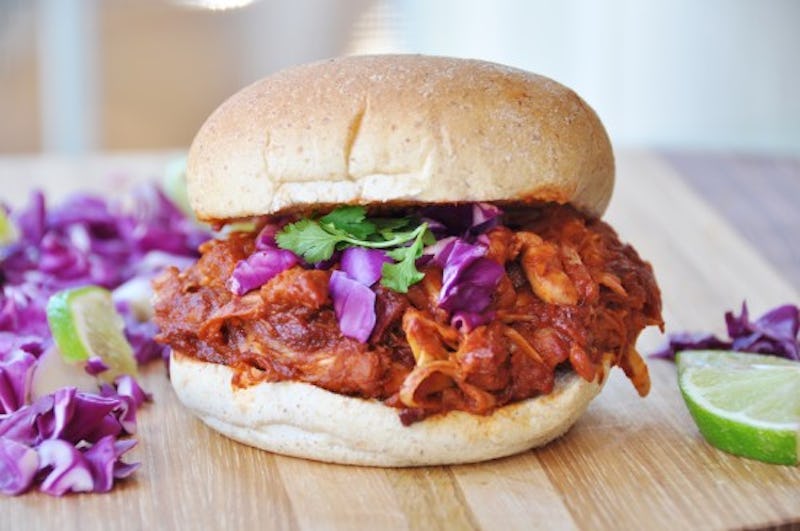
[275,219,340,263]
[380,225,429,293]
[320,206,376,240]
[385,246,408,261]
[373,217,413,240]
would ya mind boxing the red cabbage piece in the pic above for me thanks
[15,191,46,244]
[38,233,91,280]
[650,332,732,360]
[422,236,457,266]
[0,382,140,496]
[0,349,36,414]
[329,271,376,343]
[1,387,130,446]
[420,216,447,236]
[422,202,502,237]
[0,396,52,446]
[51,388,126,443]
[83,436,139,492]
[411,213,506,329]
[36,439,94,496]
[116,301,167,365]
[651,302,800,361]
[0,285,51,338]
[3,187,206,290]
[0,438,38,495]
[227,248,299,296]
[100,375,152,434]
[255,223,285,250]
[340,247,391,287]
[48,195,120,231]
[228,220,302,296]
[726,302,799,360]
[84,357,109,376]
[2,186,206,291]
[111,375,151,408]
[311,250,342,271]
[0,184,205,496]
[127,186,208,257]
[0,333,44,358]
[470,203,502,234]
[437,240,503,318]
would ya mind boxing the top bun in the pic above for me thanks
[187,54,614,222]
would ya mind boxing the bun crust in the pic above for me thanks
[169,350,603,467]
[187,55,614,222]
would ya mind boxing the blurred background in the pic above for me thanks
[0,0,798,155]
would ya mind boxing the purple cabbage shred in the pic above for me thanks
[0,380,143,495]
[651,301,799,361]
[437,240,503,329]
[340,247,391,287]
[228,221,301,296]
[329,271,377,343]
[84,357,109,376]
[422,202,502,238]
[254,223,284,250]
[0,348,37,414]
[0,438,38,495]
[0,185,205,495]
[116,301,168,365]
[36,439,95,496]
[227,248,299,296]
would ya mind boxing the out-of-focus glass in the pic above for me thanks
[174,0,259,11]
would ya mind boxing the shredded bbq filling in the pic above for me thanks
[153,205,663,424]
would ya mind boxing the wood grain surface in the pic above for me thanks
[663,151,800,291]
[2,150,799,531]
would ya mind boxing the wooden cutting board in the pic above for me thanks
[4,151,799,531]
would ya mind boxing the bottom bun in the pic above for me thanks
[169,350,604,467]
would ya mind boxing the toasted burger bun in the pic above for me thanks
[175,55,617,466]
[186,54,614,222]
[170,351,603,466]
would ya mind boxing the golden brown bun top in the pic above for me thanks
[187,54,614,221]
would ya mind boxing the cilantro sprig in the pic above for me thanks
[275,206,434,292]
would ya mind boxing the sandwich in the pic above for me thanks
[152,54,663,466]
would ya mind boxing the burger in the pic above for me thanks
[153,55,663,466]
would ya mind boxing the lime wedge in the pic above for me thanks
[46,286,138,382]
[677,350,800,465]
[161,156,194,219]
[0,208,18,245]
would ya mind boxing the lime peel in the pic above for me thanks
[677,350,800,465]
[162,156,194,219]
[46,286,138,383]
[0,208,18,245]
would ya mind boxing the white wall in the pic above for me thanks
[394,0,800,155]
